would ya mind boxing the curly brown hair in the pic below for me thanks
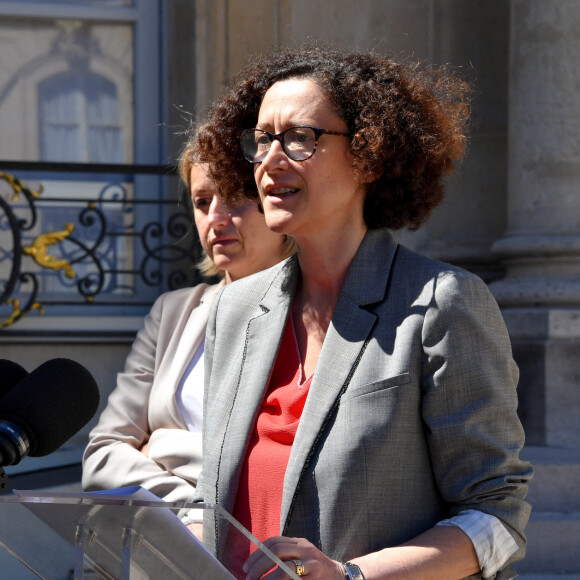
[195,44,470,230]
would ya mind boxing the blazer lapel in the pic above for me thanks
[216,258,299,516]
[164,282,225,428]
[280,229,398,531]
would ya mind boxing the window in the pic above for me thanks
[0,1,197,335]
[40,70,123,163]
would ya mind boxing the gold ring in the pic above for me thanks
[292,559,305,576]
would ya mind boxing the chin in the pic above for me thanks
[264,212,295,236]
[213,257,235,272]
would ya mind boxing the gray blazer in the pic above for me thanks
[197,229,532,573]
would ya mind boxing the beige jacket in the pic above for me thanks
[82,281,223,502]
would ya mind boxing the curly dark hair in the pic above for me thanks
[195,44,470,230]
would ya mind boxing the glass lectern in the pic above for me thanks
[0,480,299,580]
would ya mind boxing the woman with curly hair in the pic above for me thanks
[192,45,532,580]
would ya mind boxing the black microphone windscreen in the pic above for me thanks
[0,358,100,457]
[0,360,29,401]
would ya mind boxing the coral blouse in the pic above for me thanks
[229,315,312,576]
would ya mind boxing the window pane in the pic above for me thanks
[0,17,134,163]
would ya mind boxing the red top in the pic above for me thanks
[228,315,312,577]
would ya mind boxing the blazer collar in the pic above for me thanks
[259,254,301,312]
[260,228,397,310]
[340,228,398,307]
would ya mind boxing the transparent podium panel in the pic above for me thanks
[0,488,300,580]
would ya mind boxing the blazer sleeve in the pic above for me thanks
[420,270,532,565]
[82,291,202,502]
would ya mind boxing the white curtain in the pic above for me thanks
[40,71,122,163]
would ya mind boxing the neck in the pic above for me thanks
[290,224,366,377]
[295,222,367,310]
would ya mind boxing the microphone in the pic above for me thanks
[0,359,28,401]
[0,358,100,467]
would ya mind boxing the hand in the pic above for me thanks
[243,536,345,580]
[186,522,204,543]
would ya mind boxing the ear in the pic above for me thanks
[361,167,383,184]
[347,149,383,185]
[355,163,383,185]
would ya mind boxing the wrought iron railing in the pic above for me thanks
[0,162,203,330]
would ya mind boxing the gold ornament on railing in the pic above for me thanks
[1,171,78,329]
[0,299,44,330]
[23,224,76,278]
[0,171,43,200]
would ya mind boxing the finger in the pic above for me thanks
[244,550,293,579]
[244,537,302,579]
[260,562,299,580]
[186,522,203,542]
[246,559,300,580]
[244,536,296,570]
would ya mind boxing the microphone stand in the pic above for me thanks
[0,466,12,495]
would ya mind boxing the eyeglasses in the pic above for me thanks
[239,126,351,163]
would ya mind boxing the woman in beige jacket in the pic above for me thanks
[82,140,295,503]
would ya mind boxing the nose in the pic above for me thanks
[260,137,289,172]
[207,195,230,227]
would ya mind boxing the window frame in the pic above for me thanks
[0,0,161,165]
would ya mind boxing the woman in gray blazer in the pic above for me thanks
[82,139,295,503]
[192,46,532,580]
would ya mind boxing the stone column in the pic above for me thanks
[193,0,279,116]
[490,0,580,446]
[395,0,511,283]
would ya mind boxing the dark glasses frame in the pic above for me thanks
[240,126,351,163]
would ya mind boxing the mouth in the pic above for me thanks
[211,237,238,247]
[264,185,300,199]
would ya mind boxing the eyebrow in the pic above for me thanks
[254,122,312,131]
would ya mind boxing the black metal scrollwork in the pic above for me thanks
[1,165,200,329]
